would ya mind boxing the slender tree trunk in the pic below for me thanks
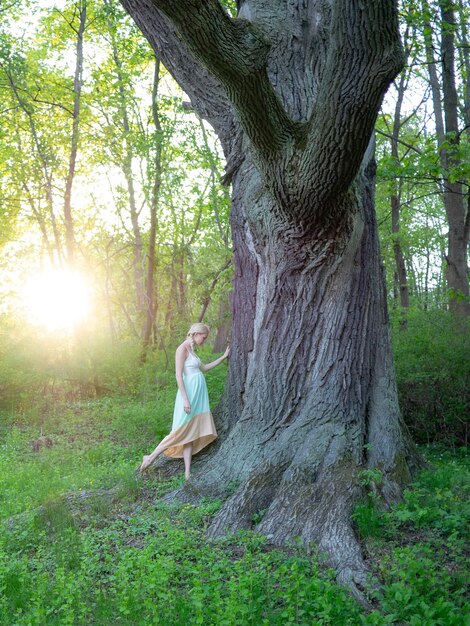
[63,0,86,264]
[12,124,56,263]
[106,0,146,315]
[103,240,117,342]
[197,258,231,323]
[7,72,64,263]
[458,0,470,130]
[141,56,163,361]
[21,180,56,266]
[164,255,179,333]
[390,67,410,322]
[125,164,145,312]
[439,0,469,316]
[177,256,187,318]
[392,193,410,312]
[425,236,431,310]
[212,292,232,353]
[458,0,470,258]
[423,0,469,315]
[198,116,231,250]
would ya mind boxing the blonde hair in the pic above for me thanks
[187,323,210,338]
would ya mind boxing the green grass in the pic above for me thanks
[0,370,469,625]
[0,397,158,520]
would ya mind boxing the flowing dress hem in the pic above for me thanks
[157,411,217,459]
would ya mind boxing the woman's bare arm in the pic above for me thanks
[199,346,230,373]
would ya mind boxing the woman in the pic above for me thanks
[139,323,229,479]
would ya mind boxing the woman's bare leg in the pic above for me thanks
[183,442,193,480]
[139,443,164,473]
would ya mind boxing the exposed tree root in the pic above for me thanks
[202,459,372,604]
[152,442,415,607]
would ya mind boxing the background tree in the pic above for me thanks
[376,19,421,322]
[420,0,470,316]
[0,0,90,266]
[0,0,231,354]
[375,0,469,315]
[63,0,87,263]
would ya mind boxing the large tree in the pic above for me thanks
[121,0,418,597]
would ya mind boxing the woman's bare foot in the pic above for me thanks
[139,455,152,474]
[185,471,190,480]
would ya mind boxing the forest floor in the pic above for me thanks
[0,370,468,625]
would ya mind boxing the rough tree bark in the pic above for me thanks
[121,0,419,598]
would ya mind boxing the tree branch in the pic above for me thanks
[142,0,296,158]
[375,129,423,155]
[298,0,404,211]
[123,0,404,222]
[120,0,236,145]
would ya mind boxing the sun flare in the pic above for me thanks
[21,267,92,331]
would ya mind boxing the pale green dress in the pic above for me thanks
[153,349,218,459]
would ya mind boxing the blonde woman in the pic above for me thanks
[139,323,229,479]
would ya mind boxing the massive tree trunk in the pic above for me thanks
[121,0,419,597]
[203,142,417,594]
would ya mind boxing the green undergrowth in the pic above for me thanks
[0,383,469,624]
[353,448,469,625]
[1,494,365,625]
